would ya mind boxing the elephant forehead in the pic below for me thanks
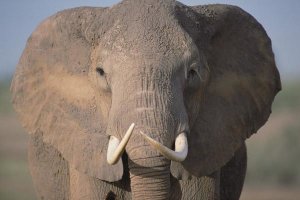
[96,45,195,78]
[97,0,192,58]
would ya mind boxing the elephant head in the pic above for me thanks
[11,0,281,199]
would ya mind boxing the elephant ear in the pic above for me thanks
[177,4,281,177]
[11,7,123,182]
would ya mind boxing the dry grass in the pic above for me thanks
[240,186,300,200]
[0,114,35,200]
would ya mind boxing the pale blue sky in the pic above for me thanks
[1,0,299,80]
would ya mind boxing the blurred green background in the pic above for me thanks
[0,79,35,200]
[1,78,300,200]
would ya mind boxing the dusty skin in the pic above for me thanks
[11,0,280,199]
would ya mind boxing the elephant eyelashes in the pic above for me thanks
[96,67,105,76]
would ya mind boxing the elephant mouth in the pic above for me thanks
[106,123,188,165]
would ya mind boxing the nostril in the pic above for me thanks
[105,191,116,200]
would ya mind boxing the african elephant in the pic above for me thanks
[11,0,281,199]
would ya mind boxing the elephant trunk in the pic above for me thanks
[128,145,171,200]
[106,86,188,199]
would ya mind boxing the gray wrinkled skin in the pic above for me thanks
[11,0,281,199]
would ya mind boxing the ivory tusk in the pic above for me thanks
[139,131,188,162]
[107,123,135,165]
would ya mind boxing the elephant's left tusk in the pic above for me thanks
[139,131,188,162]
[107,123,135,165]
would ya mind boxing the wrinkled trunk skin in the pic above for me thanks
[106,67,187,199]
[107,99,176,200]
[107,96,177,199]
[128,143,171,200]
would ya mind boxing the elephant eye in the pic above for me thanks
[96,67,105,76]
[187,69,197,79]
[186,67,201,91]
[95,66,111,92]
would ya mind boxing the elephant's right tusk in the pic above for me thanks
[107,123,135,165]
[139,131,188,162]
